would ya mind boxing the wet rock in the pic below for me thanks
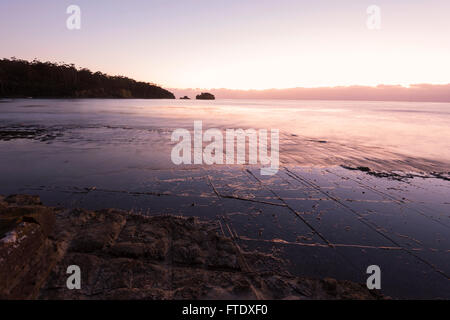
[0,125,63,142]
[0,194,385,300]
[0,195,59,299]
[322,278,338,294]
[68,209,126,253]
[4,194,42,206]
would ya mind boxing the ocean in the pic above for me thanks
[0,98,449,298]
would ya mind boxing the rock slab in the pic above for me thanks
[0,195,384,300]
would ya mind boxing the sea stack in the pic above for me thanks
[196,92,215,100]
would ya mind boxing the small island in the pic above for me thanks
[180,96,190,100]
[196,92,215,100]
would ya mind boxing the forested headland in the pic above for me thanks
[0,58,174,99]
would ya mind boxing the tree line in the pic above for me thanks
[0,58,174,99]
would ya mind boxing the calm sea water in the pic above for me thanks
[0,98,449,168]
[0,98,449,202]
[0,99,449,298]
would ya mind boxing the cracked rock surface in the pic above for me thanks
[0,195,384,300]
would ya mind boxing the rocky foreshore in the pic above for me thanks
[0,195,384,300]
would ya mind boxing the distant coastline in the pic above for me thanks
[3,58,449,103]
[170,84,450,103]
[0,58,175,99]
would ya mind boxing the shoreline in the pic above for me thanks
[0,194,384,300]
[0,99,449,299]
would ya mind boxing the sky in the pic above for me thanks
[1,0,450,90]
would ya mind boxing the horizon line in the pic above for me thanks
[168,83,450,91]
[168,83,450,103]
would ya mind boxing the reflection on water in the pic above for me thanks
[1,99,449,172]
[0,99,449,299]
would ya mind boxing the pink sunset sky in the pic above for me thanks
[1,0,449,100]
